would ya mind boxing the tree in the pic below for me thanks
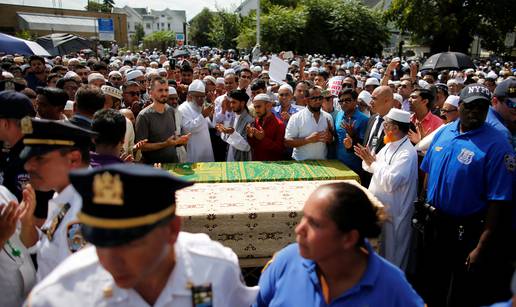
[237,0,388,55]
[131,23,145,47]
[143,31,176,51]
[85,0,114,13]
[385,0,516,54]
[189,8,215,47]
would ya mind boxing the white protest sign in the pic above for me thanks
[328,76,344,96]
[269,55,289,85]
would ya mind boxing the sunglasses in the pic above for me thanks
[110,77,122,81]
[125,91,140,96]
[339,98,354,104]
[504,97,516,108]
[309,96,323,101]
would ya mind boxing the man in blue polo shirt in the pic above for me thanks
[417,83,514,307]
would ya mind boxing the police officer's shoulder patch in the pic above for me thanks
[504,153,515,172]
[67,222,87,253]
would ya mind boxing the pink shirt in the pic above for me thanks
[412,111,443,135]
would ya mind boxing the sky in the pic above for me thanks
[0,0,245,20]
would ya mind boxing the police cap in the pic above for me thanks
[459,84,491,104]
[20,117,95,160]
[0,90,35,119]
[70,163,193,247]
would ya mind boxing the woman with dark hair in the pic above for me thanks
[253,182,424,307]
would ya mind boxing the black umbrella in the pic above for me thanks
[172,48,190,58]
[421,52,475,71]
[36,33,92,56]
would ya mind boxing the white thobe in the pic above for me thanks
[177,101,214,163]
[362,136,418,271]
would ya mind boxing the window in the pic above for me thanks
[127,22,130,29]
[161,14,165,17]
[161,23,164,28]
[168,23,171,30]
[146,23,151,29]
[156,23,159,29]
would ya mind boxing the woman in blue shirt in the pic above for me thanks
[254,182,424,307]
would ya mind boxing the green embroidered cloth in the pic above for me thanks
[162,160,359,183]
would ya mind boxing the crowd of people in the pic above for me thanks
[0,46,515,306]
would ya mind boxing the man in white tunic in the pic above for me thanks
[177,80,215,162]
[354,108,418,271]
[20,118,95,281]
[25,164,258,307]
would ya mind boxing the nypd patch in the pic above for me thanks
[505,154,515,172]
[457,148,475,165]
[67,222,86,253]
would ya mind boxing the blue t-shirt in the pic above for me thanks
[254,242,424,307]
[421,121,514,216]
[334,110,368,173]
[486,107,513,147]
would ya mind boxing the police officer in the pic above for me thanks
[0,91,36,202]
[20,118,95,281]
[418,83,514,306]
[0,91,55,228]
[26,164,258,306]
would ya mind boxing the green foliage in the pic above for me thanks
[85,1,112,13]
[130,23,145,47]
[190,9,241,49]
[236,0,388,55]
[15,30,35,40]
[143,31,176,51]
[385,0,516,54]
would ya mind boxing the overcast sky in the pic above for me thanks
[0,0,245,19]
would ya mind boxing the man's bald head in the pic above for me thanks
[371,86,394,116]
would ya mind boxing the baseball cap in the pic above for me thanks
[493,77,516,99]
[0,91,36,119]
[459,84,491,104]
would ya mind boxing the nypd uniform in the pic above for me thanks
[19,118,95,281]
[0,186,36,307]
[254,242,424,307]
[26,164,258,307]
[418,84,515,306]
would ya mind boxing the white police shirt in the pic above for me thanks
[34,184,84,281]
[26,232,259,307]
[0,186,36,307]
[285,107,333,160]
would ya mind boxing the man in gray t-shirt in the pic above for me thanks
[135,77,189,164]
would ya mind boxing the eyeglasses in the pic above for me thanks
[339,98,354,104]
[440,108,458,113]
[400,84,409,88]
[503,97,516,108]
[125,91,140,97]
[342,83,353,88]
[309,96,323,101]
[110,77,122,81]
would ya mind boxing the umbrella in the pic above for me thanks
[36,33,92,56]
[0,32,50,56]
[172,48,190,58]
[421,52,475,71]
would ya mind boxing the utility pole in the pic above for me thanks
[256,0,260,47]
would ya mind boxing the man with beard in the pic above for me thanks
[35,87,68,120]
[247,93,285,161]
[285,86,334,160]
[25,56,48,90]
[215,89,254,161]
[178,80,214,162]
[135,77,189,164]
[417,84,514,306]
[108,71,124,89]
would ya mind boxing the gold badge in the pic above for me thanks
[435,146,443,152]
[103,286,113,298]
[93,172,124,205]
[21,116,33,134]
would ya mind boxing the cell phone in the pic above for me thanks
[168,57,176,70]
[284,51,294,60]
